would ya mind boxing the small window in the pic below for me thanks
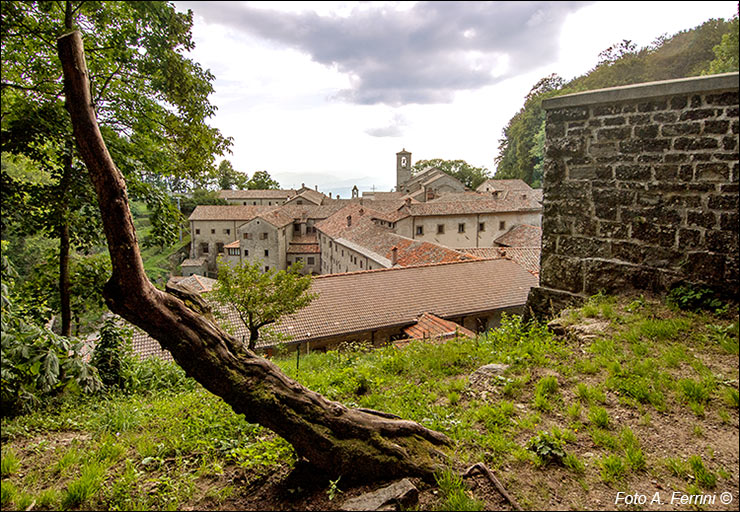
[195,229,200,235]
[416,225,424,236]
[260,232,268,240]
[244,249,249,256]
[307,257,315,265]
[243,201,247,205]
[360,261,363,269]
[296,256,303,262]
[264,249,269,257]
[211,229,215,234]
[253,201,257,205]
[437,224,444,234]
[341,250,344,257]
[296,200,303,205]
[201,243,209,254]
[224,228,230,235]
[458,223,465,233]
[243,232,250,239]
[216,243,224,253]
[479,222,485,232]
[499,221,506,230]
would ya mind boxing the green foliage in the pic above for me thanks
[217,160,249,190]
[1,447,20,477]
[706,322,739,355]
[666,284,725,313]
[434,469,485,511]
[688,455,717,489]
[326,477,343,501]
[61,461,105,509]
[705,15,739,74]
[526,431,566,465]
[91,318,133,389]
[588,406,610,429]
[494,17,736,185]
[599,454,626,482]
[723,387,739,408]
[1,249,101,416]
[209,260,316,349]
[247,170,281,190]
[411,158,491,189]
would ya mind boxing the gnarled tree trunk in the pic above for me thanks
[57,30,449,481]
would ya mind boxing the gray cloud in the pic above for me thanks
[182,1,589,105]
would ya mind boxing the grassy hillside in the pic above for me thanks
[1,294,737,510]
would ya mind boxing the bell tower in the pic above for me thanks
[396,149,411,192]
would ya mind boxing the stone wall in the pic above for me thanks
[527,73,739,316]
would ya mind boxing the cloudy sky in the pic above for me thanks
[174,1,737,196]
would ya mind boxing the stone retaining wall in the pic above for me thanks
[527,73,739,316]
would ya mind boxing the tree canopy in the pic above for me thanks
[412,158,491,190]
[247,170,281,190]
[494,16,738,187]
[209,260,316,350]
[1,0,231,335]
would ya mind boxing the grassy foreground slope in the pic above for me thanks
[1,294,738,510]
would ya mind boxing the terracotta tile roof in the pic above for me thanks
[403,312,476,340]
[219,189,296,199]
[129,259,535,357]
[189,205,274,221]
[224,240,240,249]
[268,258,537,345]
[476,179,532,192]
[167,274,218,293]
[317,204,475,268]
[256,208,296,228]
[131,328,174,361]
[494,224,542,248]
[288,244,320,254]
[286,188,327,205]
[403,196,542,217]
[180,257,207,267]
[462,247,541,277]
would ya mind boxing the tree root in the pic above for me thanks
[463,462,523,511]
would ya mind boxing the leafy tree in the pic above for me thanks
[494,17,736,186]
[705,15,739,74]
[1,0,231,335]
[411,159,491,190]
[1,243,101,416]
[209,260,316,350]
[217,159,249,190]
[247,170,281,190]
[91,316,133,389]
[60,22,450,485]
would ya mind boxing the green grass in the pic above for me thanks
[1,448,20,477]
[0,296,736,511]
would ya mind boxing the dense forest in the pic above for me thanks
[494,15,739,187]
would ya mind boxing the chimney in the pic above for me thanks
[391,246,398,266]
[347,215,352,227]
[301,183,305,188]
[329,192,332,198]
[404,197,411,206]
[315,185,318,191]
[359,208,364,216]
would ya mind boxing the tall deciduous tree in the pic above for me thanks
[217,160,249,190]
[1,0,231,335]
[210,260,316,350]
[247,170,281,190]
[59,28,449,483]
[411,159,491,190]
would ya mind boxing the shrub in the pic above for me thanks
[91,317,134,388]
[666,284,724,313]
[526,431,566,465]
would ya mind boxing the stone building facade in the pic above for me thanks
[527,72,739,316]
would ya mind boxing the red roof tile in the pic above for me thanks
[494,224,542,248]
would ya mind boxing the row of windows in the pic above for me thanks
[287,256,316,265]
[414,221,506,236]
